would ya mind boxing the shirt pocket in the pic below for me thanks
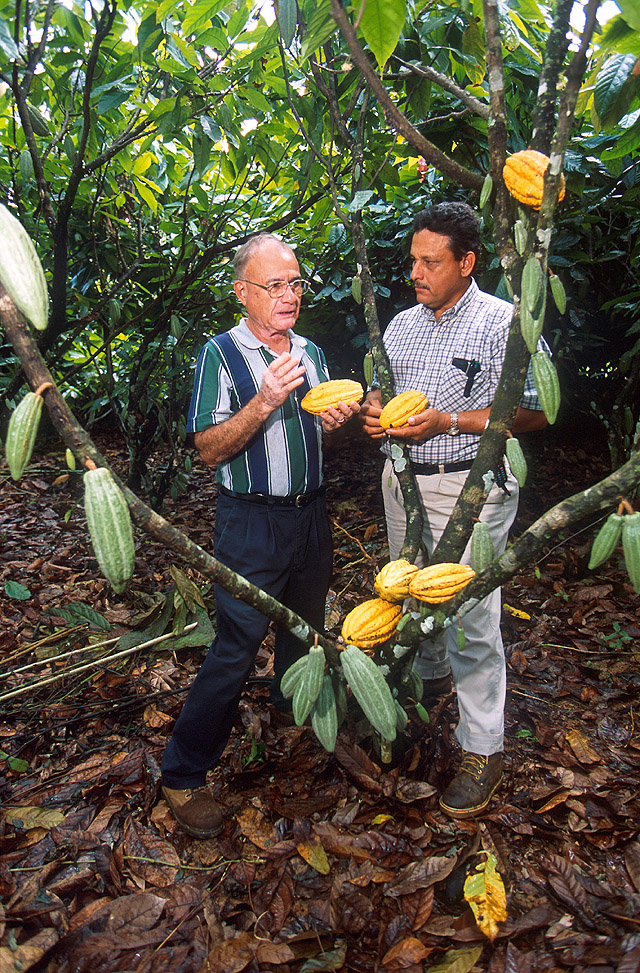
[439,357,489,408]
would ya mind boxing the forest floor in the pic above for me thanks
[1,425,639,973]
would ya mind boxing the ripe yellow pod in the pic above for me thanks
[341,597,403,648]
[301,379,364,414]
[374,559,419,602]
[409,563,475,603]
[503,150,566,210]
[379,390,429,430]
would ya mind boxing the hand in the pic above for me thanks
[388,408,450,444]
[320,399,361,434]
[258,352,306,411]
[359,390,386,441]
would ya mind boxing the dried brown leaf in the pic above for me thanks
[565,728,601,764]
[380,935,431,969]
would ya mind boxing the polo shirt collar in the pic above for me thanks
[422,278,479,324]
[235,317,307,353]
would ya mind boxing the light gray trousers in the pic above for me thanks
[381,459,519,756]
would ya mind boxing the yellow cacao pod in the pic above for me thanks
[409,563,476,603]
[301,379,364,414]
[379,390,429,430]
[341,597,402,648]
[503,150,566,210]
[374,559,419,602]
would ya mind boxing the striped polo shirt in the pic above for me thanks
[381,279,546,466]
[186,319,330,496]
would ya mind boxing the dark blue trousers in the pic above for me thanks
[161,492,333,788]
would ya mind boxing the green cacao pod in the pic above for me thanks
[471,521,495,574]
[26,103,50,137]
[505,436,528,486]
[622,512,640,593]
[409,563,476,603]
[280,654,310,699]
[374,558,419,602]
[549,273,566,314]
[520,300,544,355]
[83,467,135,593]
[588,512,624,570]
[522,254,544,314]
[363,351,374,387]
[503,150,566,209]
[303,644,326,706]
[407,667,423,702]
[311,674,338,752]
[341,598,402,648]
[394,699,409,733]
[0,204,49,331]
[293,678,314,726]
[531,351,560,425]
[479,173,493,209]
[5,391,43,480]
[623,407,634,436]
[514,219,527,256]
[19,149,33,181]
[301,379,364,414]
[340,644,397,741]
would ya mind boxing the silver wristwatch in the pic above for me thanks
[447,412,460,436]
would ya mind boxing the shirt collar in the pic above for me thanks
[235,317,307,353]
[421,278,478,325]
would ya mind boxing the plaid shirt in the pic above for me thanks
[381,279,545,465]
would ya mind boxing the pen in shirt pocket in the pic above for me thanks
[452,358,482,396]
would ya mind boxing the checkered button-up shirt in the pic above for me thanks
[381,279,545,466]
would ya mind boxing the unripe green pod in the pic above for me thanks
[0,204,49,331]
[84,467,135,593]
[303,644,325,706]
[394,699,408,733]
[19,149,33,181]
[292,678,314,726]
[505,436,528,486]
[5,391,43,480]
[407,667,423,701]
[514,219,527,256]
[311,674,338,752]
[471,521,495,573]
[623,407,634,436]
[588,512,624,570]
[280,654,310,699]
[522,255,545,314]
[363,350,374,387]
[351,275,362,304]
[549,273,566,314]
[622,512,640,593]
[520,300,545,355]
[26,103,50,137]
[340,644,396,741]
[480,173,493,209]
[65,448,76,472]
[531,351,560,424]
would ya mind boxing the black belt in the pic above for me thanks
[410,460,474,475]
[219,484,325,508]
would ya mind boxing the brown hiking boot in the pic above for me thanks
[438,752,503,819]
[162,785,224,838]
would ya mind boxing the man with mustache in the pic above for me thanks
[360,202,547,818]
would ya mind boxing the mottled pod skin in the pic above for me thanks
[379,390,429,430]
[341,597,403,648]
[374,559,419,601]
[503,150,566,209]
[301,379,364,414]
[409,563,476,603]
[84,467,135,593]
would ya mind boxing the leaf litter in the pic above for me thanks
[0,428,639,971]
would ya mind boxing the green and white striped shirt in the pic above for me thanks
[186,319,330,496]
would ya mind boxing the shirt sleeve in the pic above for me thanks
[186,341,235,434]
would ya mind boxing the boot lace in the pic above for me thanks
[459,753,488,781]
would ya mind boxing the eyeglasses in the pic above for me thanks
[238,278,311,299]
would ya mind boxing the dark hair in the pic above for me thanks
[413,202,482,262]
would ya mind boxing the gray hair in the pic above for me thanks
[233,233,295,279]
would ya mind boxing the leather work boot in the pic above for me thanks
[438,752,503,819]
[162,785,224,838]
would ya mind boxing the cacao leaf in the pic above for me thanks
[275,0,297,48]
[463,852,507,942]
[549,272,567,314]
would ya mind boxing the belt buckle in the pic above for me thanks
[438,463,445,474]
[295,494,304,508]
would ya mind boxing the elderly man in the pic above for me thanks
[162,233,358,837]
[360,202,547,819]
